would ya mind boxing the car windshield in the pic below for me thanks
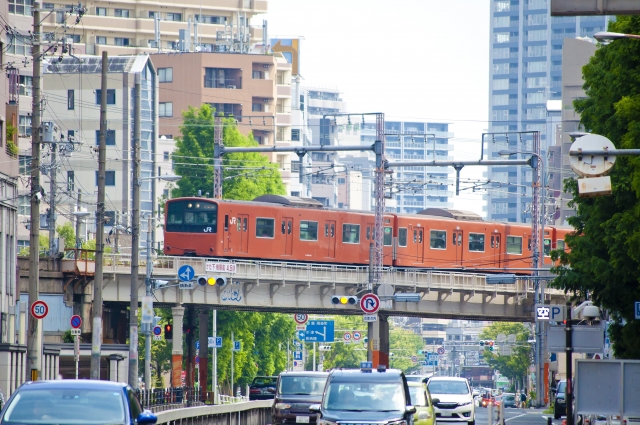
[504,395,515,401]
[557,382,566,393]
[323,382,406,412]
[252,377,277,388]
[408,386,427,407]
[2,388,126,425]
[279,376,327,396]
[427,380,469,395]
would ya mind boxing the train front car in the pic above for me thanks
[164,198,220,256]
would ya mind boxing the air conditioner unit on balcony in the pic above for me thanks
[227,85,236,89]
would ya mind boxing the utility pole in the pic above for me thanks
[213,115,222,198]
[114,212,119,253]
[212,310,218,403]
[75,189,82,248]
[90,51,108,379]
[28,0,43,382]
[231,331,234,395]
[565,302,573,425]
[48,143,56,257]
[129,71,142,388]
[144,215,152,390]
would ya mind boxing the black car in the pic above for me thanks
[310,362,416,425]
[271,371,329,425]
[249,376,278,401]
[554,380,568,419]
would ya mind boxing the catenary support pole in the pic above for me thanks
[231,331,234,395]
[144,215,152,389]
[90,51,108,380]
[566,301,573,425]
[48,142,56,257]
[198,310,208,401]
[213,115,222,198]
[128,70,142,388]
[75,189,82,248]
[213,309,218,403]
[28,0,43,382]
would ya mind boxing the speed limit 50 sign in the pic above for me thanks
[31,300,49,320]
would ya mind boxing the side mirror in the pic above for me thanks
[431,398,440,405]
[406,405,417,415]
[309,404,321,413]
[137,411,157,425]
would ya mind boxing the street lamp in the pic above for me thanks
[593,31,640,43]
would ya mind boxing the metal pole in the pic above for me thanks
[90,50,108,380]
[287,340,290,371]
[313,342,316,372]
[374,114,385,285]
[213,309,217,403]
[128,71,142,388]
[74,334,79,379]
[144,215,152,390]
[75,189,82,248]
[566,302,573,425]
[48,143,56,257]
[27,0,43,382]
[231,331,234,395]
[214,115,222,199]
[114,212,119,254]
[531,131,544,408]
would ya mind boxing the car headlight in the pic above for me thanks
[274,403,291,410]
[318,420,337,425]
[458,401,472,406]
[418,411,432,420]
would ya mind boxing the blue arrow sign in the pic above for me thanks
[216,337,223,348]
[195,341,200,350]
[294,351,302,361]
[233,341,241,352]
[305,320,335,342]
[296,330,306,340]
[178,265,195,282]
[636,301,640,320]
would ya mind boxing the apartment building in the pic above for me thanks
[486,0,607,222]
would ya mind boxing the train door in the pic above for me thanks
[238,214,249,253]
[325,220,336,258]
[414,227,424,263]
[282,217,293,256]
[490,232,501,267]
[453,229,464,265]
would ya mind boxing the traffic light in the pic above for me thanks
[479,340,495,351]
[319,345,332,351]
[489,340,495,352]
[196,276,228,287]
[331,295,358,305]
[183,325,196,335]
[164,324,173,341]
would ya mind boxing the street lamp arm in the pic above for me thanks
[594,31,640,42]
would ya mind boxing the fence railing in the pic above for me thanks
[135,386,205,412]
[219,394,249,404]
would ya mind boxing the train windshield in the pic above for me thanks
[166,200,217,233]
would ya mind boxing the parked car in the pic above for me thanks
[0,379,157,425]
[553,380,568,419]
[408,381,437,425]
[271,371,328,425]
[426,377,476,425]
[249,376,278,401]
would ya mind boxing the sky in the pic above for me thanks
[258,0,490,214]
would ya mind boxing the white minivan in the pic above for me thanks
[426,377,476,425]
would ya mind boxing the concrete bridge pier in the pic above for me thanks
[369,315,389,369]
[198,310,209,401]
[171,306,184,387]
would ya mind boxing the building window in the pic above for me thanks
[204,68,241,89]
[299,221,318,241]
[96,36,106,45]
[69,34,81,43]
[18,195,30,215]
[159,102,173,117]
[163,151,170,161]
[67,171,74,191]
[95,129,116,145]
[114,9,129,17]
[291,128,300,141]
[149,11,157,18]
[507,236,522,254]
[96,170,116,186]
[114,37,130,46]
[252,70,263,79]
[19,115,31,136]
[8,38,32,56]
[95,89,116,105]
[19,156,31,174]
[337,178,346,184]
[158,68,173,82]
[67,89,75,110]
[195,14,226,24]
[252,103,263,112]
[96,7,107,16]
[19,76,33,96]
[166,12,182,21]
[256,218,274,238]
[342,224,360,244]
[9,0,32,15]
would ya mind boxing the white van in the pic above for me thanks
[426,377,476,425]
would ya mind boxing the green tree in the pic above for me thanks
[551,15,640,359]
[389,324,424,374]
[57,222,76,249]
[138,308,172,388]
[171,105,285,200]
[478,323,531,385]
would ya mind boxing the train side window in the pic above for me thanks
[366,226,371,240]
[237,218,241,232]
[544,238,552,256]
[457,233,462,246]
[243,217,247,232]
[418,229,423,243]
[490,235,495,248]
[557,239,565,251]
[452,232,456,246]
[468,233,485,252]
[330,224,335,237]
[506,236,522,255]
[413,230,417,243]
[300,221,318,241]
[342,224,360,244]
[256,218,274,238]
[528,237,532,251]
[430,230,446,249]
[288,221,292,234]
[224,215,229,232]
[282,220,286,234]
[325,224,329,237]
[384,227,392,246]
[398,228,407,247]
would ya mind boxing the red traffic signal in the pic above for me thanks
[164,324,173,341]
[489,340,494,346]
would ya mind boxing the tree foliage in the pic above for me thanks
[551,15,640,359]
[171,105,286,200]
[478,323,531,383]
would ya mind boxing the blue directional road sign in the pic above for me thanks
[216,337,223,348]
[233,341,241,352]
[636,301,640,320]
[294,351,303,361]
[296,330,306,340]
[195,341,200,350]
[293,340,302,348]
[305,320,335,342]
[178,265,195,282]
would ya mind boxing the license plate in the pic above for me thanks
[296,416,310,423]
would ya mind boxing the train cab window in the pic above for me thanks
[256,218,274,238]
[544,238,552,256]
[506,236,522,254]
[166,200,217,233]
[342,224,360,244]
[430,230,446,249]
[557,239,565,251]
[300,221,318,241]
[366,226,371,240]
[384,227,392,246]
[398,228,407,247]
[468,233,485,252]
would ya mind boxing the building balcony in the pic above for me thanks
[277,85,291,98]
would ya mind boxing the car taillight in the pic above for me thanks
[250,389,260,394]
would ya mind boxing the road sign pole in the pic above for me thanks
[313,343,316,372]
[213,309,218,404]
[75,334,79,379]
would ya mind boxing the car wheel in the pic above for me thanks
[554,413,561,420]
[469,420,475,425]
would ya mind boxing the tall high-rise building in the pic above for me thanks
[486,0,607,222]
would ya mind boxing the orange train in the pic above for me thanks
[163,195,572,275]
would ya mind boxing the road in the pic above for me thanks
[473,406,568,425]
